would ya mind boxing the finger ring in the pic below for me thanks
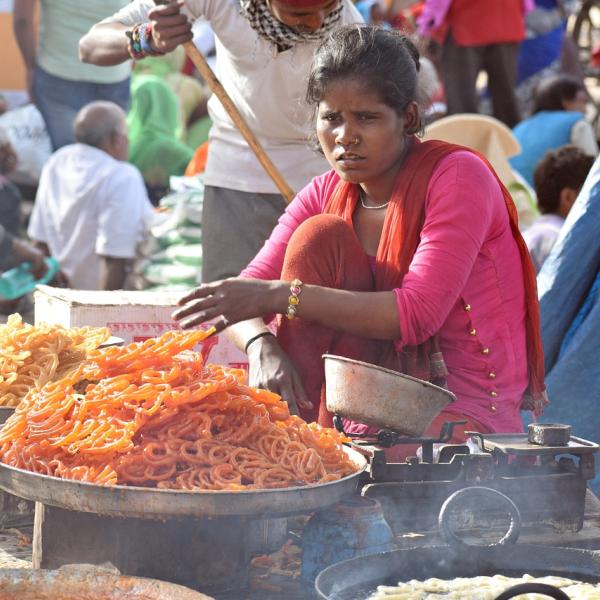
[221,315,230,328]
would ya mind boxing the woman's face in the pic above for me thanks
[316,78,416,188]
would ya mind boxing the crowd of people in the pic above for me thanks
[1,0,600,471]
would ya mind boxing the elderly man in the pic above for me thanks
[28,101,153,291]
[80,0,362,283]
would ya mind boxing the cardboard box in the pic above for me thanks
[34,286,248,369]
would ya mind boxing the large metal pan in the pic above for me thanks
[0,446,366,519]
[315,545,600,599]
[0,564,212,600]
[324,354,455,436]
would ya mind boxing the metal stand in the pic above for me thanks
[32,503,286,595]
[333,416,466,463]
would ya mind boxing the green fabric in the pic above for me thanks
[186,116,212,150]
[133,47,186,80]
[135,51,211,149]
[127,75,193,188]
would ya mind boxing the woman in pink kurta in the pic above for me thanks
[239,151,529,434]
[173,25,545,442]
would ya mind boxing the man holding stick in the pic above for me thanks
[80,0,362,282]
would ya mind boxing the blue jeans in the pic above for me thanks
[33,66,130,150]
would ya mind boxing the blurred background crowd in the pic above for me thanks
[2,0,599,286]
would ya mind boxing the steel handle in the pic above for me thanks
[494,583,570,600]
[438,486,521,548]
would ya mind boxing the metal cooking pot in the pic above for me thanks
[316,487,600,599]
[323,355,455,437]
[315,545,600,599]
[0,564,212,600]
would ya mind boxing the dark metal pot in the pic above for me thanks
[315,544,600,599]
[315,487,600,599]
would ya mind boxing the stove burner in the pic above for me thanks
[333,415,466,463]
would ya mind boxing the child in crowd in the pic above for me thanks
[510,75,598,186]
[523,145,595,273]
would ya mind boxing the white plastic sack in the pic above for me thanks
[0,104,52,186]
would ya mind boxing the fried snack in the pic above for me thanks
[369,574,600,599]
[0,314,110,407]
[0,329,357,490]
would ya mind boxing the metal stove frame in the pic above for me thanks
[336,419,598,535]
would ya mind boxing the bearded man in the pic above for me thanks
[80,0,362,282]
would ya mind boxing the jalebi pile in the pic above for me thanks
[0,314,110,407]
[0,329,357,490]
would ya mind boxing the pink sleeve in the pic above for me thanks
[240,170,339,280]
[394,151,500,348]
[417,0,452,36]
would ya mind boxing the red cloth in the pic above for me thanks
[324,138,545,404]
[440,0,525,47]
[592,41,600,68]
[277,214,386,427]
[274,213,513,438]
[185,142,209,176]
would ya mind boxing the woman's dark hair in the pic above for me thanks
[306,25,422,126]
[532,75,586,113]
[533,145,594,214]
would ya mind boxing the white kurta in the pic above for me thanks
[28,144,153,289]
[108,0,363,194]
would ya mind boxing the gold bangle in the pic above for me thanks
[286,278,303,320]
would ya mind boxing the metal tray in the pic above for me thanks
[469,432,599,456]
[0,446,366,520]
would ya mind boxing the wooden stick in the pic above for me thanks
[181,41,295,202]
[150,2,296,202]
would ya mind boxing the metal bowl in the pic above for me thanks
[324,354,455,437]
[0,564,212,600]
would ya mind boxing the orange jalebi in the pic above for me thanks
[0,314,110,407]
[0,329,357,490]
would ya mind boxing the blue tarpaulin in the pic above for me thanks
[537,155,600,492]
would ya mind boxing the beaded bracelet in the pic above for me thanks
[286,279,303,320]
[126,22,164,60]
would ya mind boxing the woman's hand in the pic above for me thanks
[148,1,193,54]
[247,334,312,416]
[172,278,287,330]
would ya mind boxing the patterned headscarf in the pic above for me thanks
[239,0,343,51]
